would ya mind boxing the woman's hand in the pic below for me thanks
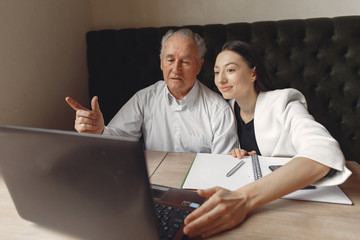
[183,186,251,238]
[183,157,331,238]
[228,148,257,159]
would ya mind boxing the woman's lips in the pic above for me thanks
[219,86,232,92]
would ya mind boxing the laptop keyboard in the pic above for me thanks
[154,203,191,240]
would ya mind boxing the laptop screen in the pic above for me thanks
[0,125,159,240]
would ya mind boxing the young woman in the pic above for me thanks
[183,40,352,238]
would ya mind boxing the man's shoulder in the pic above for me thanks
[135,80,166,96]
[197,81,229,107]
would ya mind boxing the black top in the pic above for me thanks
[234,102,261,155]
[234,102,336,177]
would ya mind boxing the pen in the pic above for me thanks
[226,160,245,177]
[301,185,316,190]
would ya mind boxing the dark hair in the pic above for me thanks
[221,40,274,92]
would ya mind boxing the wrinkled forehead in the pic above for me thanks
[162,35,199,59]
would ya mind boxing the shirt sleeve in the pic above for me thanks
[102,93,144,138]
[211,106,239,154]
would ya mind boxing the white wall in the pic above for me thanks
[1,0,359,130]
[90,0,360,29]
[0,0,92,130]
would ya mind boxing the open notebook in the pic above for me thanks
[181,153,352,205]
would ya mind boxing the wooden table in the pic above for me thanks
[0,151,359,239]
[150,152,360,240]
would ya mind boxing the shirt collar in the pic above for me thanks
[165,80,199,111]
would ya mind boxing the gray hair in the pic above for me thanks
[160,28,207,60]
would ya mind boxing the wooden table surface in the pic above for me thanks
[150,152,360,240]
[0,151,359,239]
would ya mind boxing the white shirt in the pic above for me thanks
[103,80,239,154]
[229,88,351,186]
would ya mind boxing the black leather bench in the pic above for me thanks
[86,16,360,162]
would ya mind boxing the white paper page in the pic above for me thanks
[182,153,352,205]
[182,153,254,191]
[253,156,291,178]
[182,153,292,191]
[282,185,353,205]
[259,157,352,205]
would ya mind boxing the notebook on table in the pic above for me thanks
[182,153,352,205]
[0,124,205,240]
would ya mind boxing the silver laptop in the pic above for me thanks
[0,125,205,240]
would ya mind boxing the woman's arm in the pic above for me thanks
[183,156,330,238]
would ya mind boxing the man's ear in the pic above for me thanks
[160,57,163,71]
[197,58,204,74]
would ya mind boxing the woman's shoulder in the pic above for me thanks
[259,88,307,106]
[260,88,304,98]
[255,88,309,116]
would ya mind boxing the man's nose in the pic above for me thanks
[172,60,182,74]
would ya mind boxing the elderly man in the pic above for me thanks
[66,28,239,154]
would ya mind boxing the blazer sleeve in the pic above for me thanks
[254,89,351,186]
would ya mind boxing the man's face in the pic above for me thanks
[160,35,204,99]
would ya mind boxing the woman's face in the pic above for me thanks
[214,50,256,100]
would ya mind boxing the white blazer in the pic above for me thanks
[229,88,351,186]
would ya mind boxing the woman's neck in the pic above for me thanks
[235,90,258,124]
